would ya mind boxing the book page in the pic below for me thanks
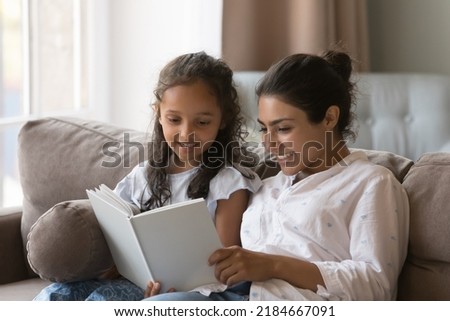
[98,184,135,216]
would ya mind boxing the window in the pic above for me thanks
[0,0,221,208]
[0,0,90,207]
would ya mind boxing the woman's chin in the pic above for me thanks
[279,163,302,176]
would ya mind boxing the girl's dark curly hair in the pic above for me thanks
[141,51,252,210]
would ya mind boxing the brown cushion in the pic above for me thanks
[19,117,147,277]
[350,148,413,182]
[398,152,450,300]
[27,200,114,282]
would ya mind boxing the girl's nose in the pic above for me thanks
[179,123,194,141]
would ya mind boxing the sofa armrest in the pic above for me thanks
[0,207,31,284]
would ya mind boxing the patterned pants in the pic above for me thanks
[33,278,144,301]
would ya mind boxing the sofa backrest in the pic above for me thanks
[233,71,450,161]
[354,73,450,161]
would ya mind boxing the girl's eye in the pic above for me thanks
[259,127,267,133]
[278,127,291,132]
[197,120,211,126]
[167,117,180,124]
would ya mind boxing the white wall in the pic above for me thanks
[105,0,450,131]
[108,0,222,132]
[368,0,450,75]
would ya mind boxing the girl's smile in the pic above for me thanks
[174,140,202,162]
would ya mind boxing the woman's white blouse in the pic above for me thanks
[113,162,262,221]
[241,151,410,300]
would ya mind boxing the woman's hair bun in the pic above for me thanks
[323,50,353,82]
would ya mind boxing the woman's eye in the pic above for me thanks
[167,117,180,123]
[278,127,291,132]
[259,127,267,133]
[197,120,210,126]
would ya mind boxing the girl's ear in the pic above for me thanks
[324,105,340,130]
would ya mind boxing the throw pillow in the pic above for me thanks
[27,199,114,282]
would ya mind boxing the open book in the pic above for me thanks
[86,184,222,292]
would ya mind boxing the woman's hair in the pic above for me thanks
[142,51,251,210]
[255,50,356,141]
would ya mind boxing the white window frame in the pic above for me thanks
[0,0,110,127]
[0,0,110,207]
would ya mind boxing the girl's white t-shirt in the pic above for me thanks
[113,162,262,221]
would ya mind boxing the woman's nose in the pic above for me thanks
[262,131,273,146]
[262,132,278,152]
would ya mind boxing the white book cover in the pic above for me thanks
[86,184,222,293]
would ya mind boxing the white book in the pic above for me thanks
[86,184,222,293]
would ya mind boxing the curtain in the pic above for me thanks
[222,0,370,71]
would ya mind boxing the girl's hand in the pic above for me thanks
[144,281,160,298]
[144,281,176,298]
[208,245,275,286]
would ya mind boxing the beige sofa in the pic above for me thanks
[0,71,450,300]
[1,116,450,300]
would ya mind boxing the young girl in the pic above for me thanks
[145,51,410,301]
[34,51,262,301]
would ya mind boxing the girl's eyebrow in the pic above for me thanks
[164,109,214,116]
[257,118,295,126]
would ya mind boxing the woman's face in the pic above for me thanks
[159,80,222,171]
[258,95,341,176]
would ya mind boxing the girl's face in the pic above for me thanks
[258,95,341,176]
[159,80,222,171]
